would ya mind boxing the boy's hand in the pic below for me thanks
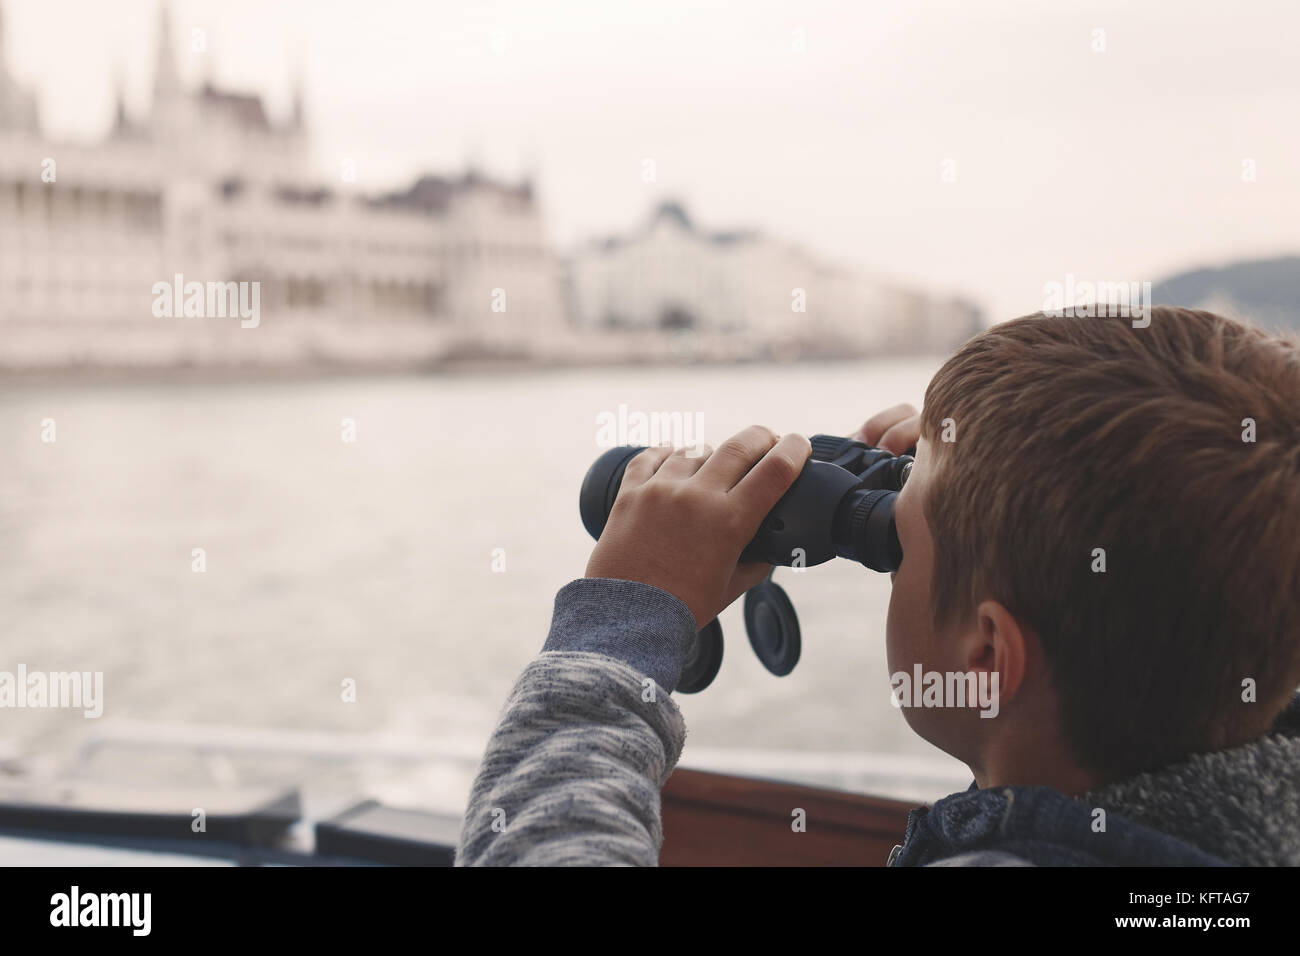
[585,425,812,630]
[851,403,920,455]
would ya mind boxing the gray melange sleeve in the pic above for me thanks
[454,577,697,866]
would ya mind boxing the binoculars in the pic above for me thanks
[579,434,913,692]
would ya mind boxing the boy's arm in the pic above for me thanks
[455,577,696,866]
[456,426,811,867]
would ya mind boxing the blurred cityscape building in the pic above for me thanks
[0,3,565,370]
[0,2,978,372]
[566,201,981,362]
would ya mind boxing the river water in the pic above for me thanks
[0,358,970,808]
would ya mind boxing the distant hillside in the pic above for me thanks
[1151,257,1300,334]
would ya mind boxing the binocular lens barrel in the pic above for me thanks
[579,436,906,573]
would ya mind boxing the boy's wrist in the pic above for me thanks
[542,577,697,694]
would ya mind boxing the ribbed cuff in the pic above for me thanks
[542,578,697,694]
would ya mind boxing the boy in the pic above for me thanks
[455,307,1300,866]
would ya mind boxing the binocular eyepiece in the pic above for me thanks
[577,434,914,693]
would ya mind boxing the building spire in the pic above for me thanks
[290,72,304,129]
[110,65,136,137]
[152,0,180,104]
[114,68,126,127]
[0,0,39,133]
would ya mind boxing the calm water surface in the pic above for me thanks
[0,359,969,806]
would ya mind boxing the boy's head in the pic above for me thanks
[886,307,1300,787]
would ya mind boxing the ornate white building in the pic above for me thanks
[0,2,977,370]
[566,201,982,361]
[0,2,566,369]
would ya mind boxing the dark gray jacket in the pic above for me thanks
[456,578,1300,866]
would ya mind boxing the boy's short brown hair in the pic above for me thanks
[920,307,1300,779]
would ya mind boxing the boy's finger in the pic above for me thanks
[853,403,919,445]
[879,416,921,455]
[729,433,811,522]
[655,444,713,478]
[620,444,676,488]
[695,425,779,489]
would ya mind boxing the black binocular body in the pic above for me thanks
[576,434,914,693]
[580,434,912,573]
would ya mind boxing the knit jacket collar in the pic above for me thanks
[893,694,1300,866]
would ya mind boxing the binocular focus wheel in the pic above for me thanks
[744,580,801,677]
[677,618,724,694]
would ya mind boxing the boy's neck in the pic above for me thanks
[974,747,1100,797]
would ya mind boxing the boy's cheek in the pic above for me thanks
[884,587,910,675]
[885,566,933,673]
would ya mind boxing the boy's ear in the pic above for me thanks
[970,600,1027,703]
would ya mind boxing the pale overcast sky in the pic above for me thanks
[4,0,1298,324]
